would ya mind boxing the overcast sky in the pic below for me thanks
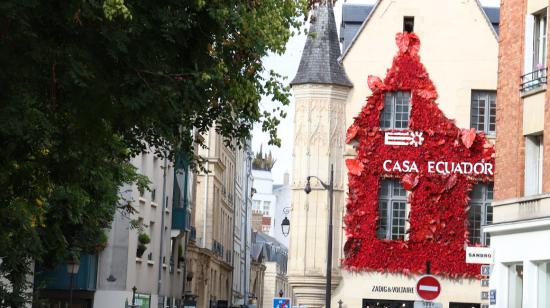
[252,0,500,184]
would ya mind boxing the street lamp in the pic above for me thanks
[66,259,80,307]
[304,164,334,308]
[281,207,291,237]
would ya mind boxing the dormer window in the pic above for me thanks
[380,91,411,130]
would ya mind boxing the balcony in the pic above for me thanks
[35,254,98,291]
[520,67,547,95]
[491,193,550,224]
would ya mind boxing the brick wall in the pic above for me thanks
[495,0,528,200]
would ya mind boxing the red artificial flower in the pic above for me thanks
[342,32,494,278]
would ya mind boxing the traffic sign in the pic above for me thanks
[416,275,441,301]
[481,265,491,276]
[490,289,496,305]
[481,291,489,300]
[273,298,291,308]
[481,279,489,287]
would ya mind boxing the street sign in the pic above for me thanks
[481,265,491,276]
[466,247,494,264]
[481,279,489,287]
[273,298,291,308]
[414,301,442,308]
[490,289,496,305]
[416,275,441,301]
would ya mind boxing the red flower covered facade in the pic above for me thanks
[343,32,495,278]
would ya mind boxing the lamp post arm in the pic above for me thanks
[307,175,330,190]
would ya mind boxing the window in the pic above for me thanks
[534,10,547,70]
[508,264,524,308]
[252,200,261,210]
[467,183,494,245]
[380,91,411,130]
[377,179,408,240]
[470,90,496,135]
[538,262,550,307]
[525,135,543,196]
[522,10,548,93]
[403,16,414,33]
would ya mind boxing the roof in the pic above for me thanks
[340,4,374,50]
[291,3,352,87]
[340,1,500,60]
[482,7,500,34]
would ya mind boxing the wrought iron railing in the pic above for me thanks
[520,67,547,93]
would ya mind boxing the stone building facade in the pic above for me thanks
[485,0,550,307]
[288,1,499,307]
[185,128,251,308]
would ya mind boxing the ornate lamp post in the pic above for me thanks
[304,164,334,308]
[66,259,80,307]
[281,207,290,237]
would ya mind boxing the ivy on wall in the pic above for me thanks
[343,32,495,278]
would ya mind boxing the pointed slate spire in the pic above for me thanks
[291,3,352,87]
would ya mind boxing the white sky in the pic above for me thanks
[251,0,500,184]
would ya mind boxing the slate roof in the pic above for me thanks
[482,7,500,34]
[291,3,352,87]
[340,4,373,51]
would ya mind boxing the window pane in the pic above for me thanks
[391,201,407,240]
[380,94,394,129]
[378,180,408,240]
[380,92,410,129]
[468,203,482,244]
[468,183,494,245]
[380,180,390,197]
[471,91,496,135]
[394,92,410,129]
[393,183,407,197]
[538,263,550,307]
[376,200,388,239]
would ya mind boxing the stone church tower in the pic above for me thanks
[288,3,352,307]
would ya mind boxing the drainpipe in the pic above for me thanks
[157,157,168,302]
[203,131,212,249]
[230,144,238,305]
[243,145,252,307]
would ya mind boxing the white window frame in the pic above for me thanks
[377,179,408,240]
[380,91,411,130]
[467,183,494,246]
[525,134,544,196]
[534,10,548,71]
[470,90,497,135]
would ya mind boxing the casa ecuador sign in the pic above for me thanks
[383,131,493,176]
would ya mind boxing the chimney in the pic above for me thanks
[284,172,289,185]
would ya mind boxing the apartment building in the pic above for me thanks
[231,144,254,307]
[484,0,550,307]
[185,128,252,308]
[34,148,194,308]
[288,1,499,307]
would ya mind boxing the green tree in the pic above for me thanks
[0,0,307,304]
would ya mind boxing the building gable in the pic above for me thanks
[343,32,495,277]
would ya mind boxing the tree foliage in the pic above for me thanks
[0,0,307,304]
